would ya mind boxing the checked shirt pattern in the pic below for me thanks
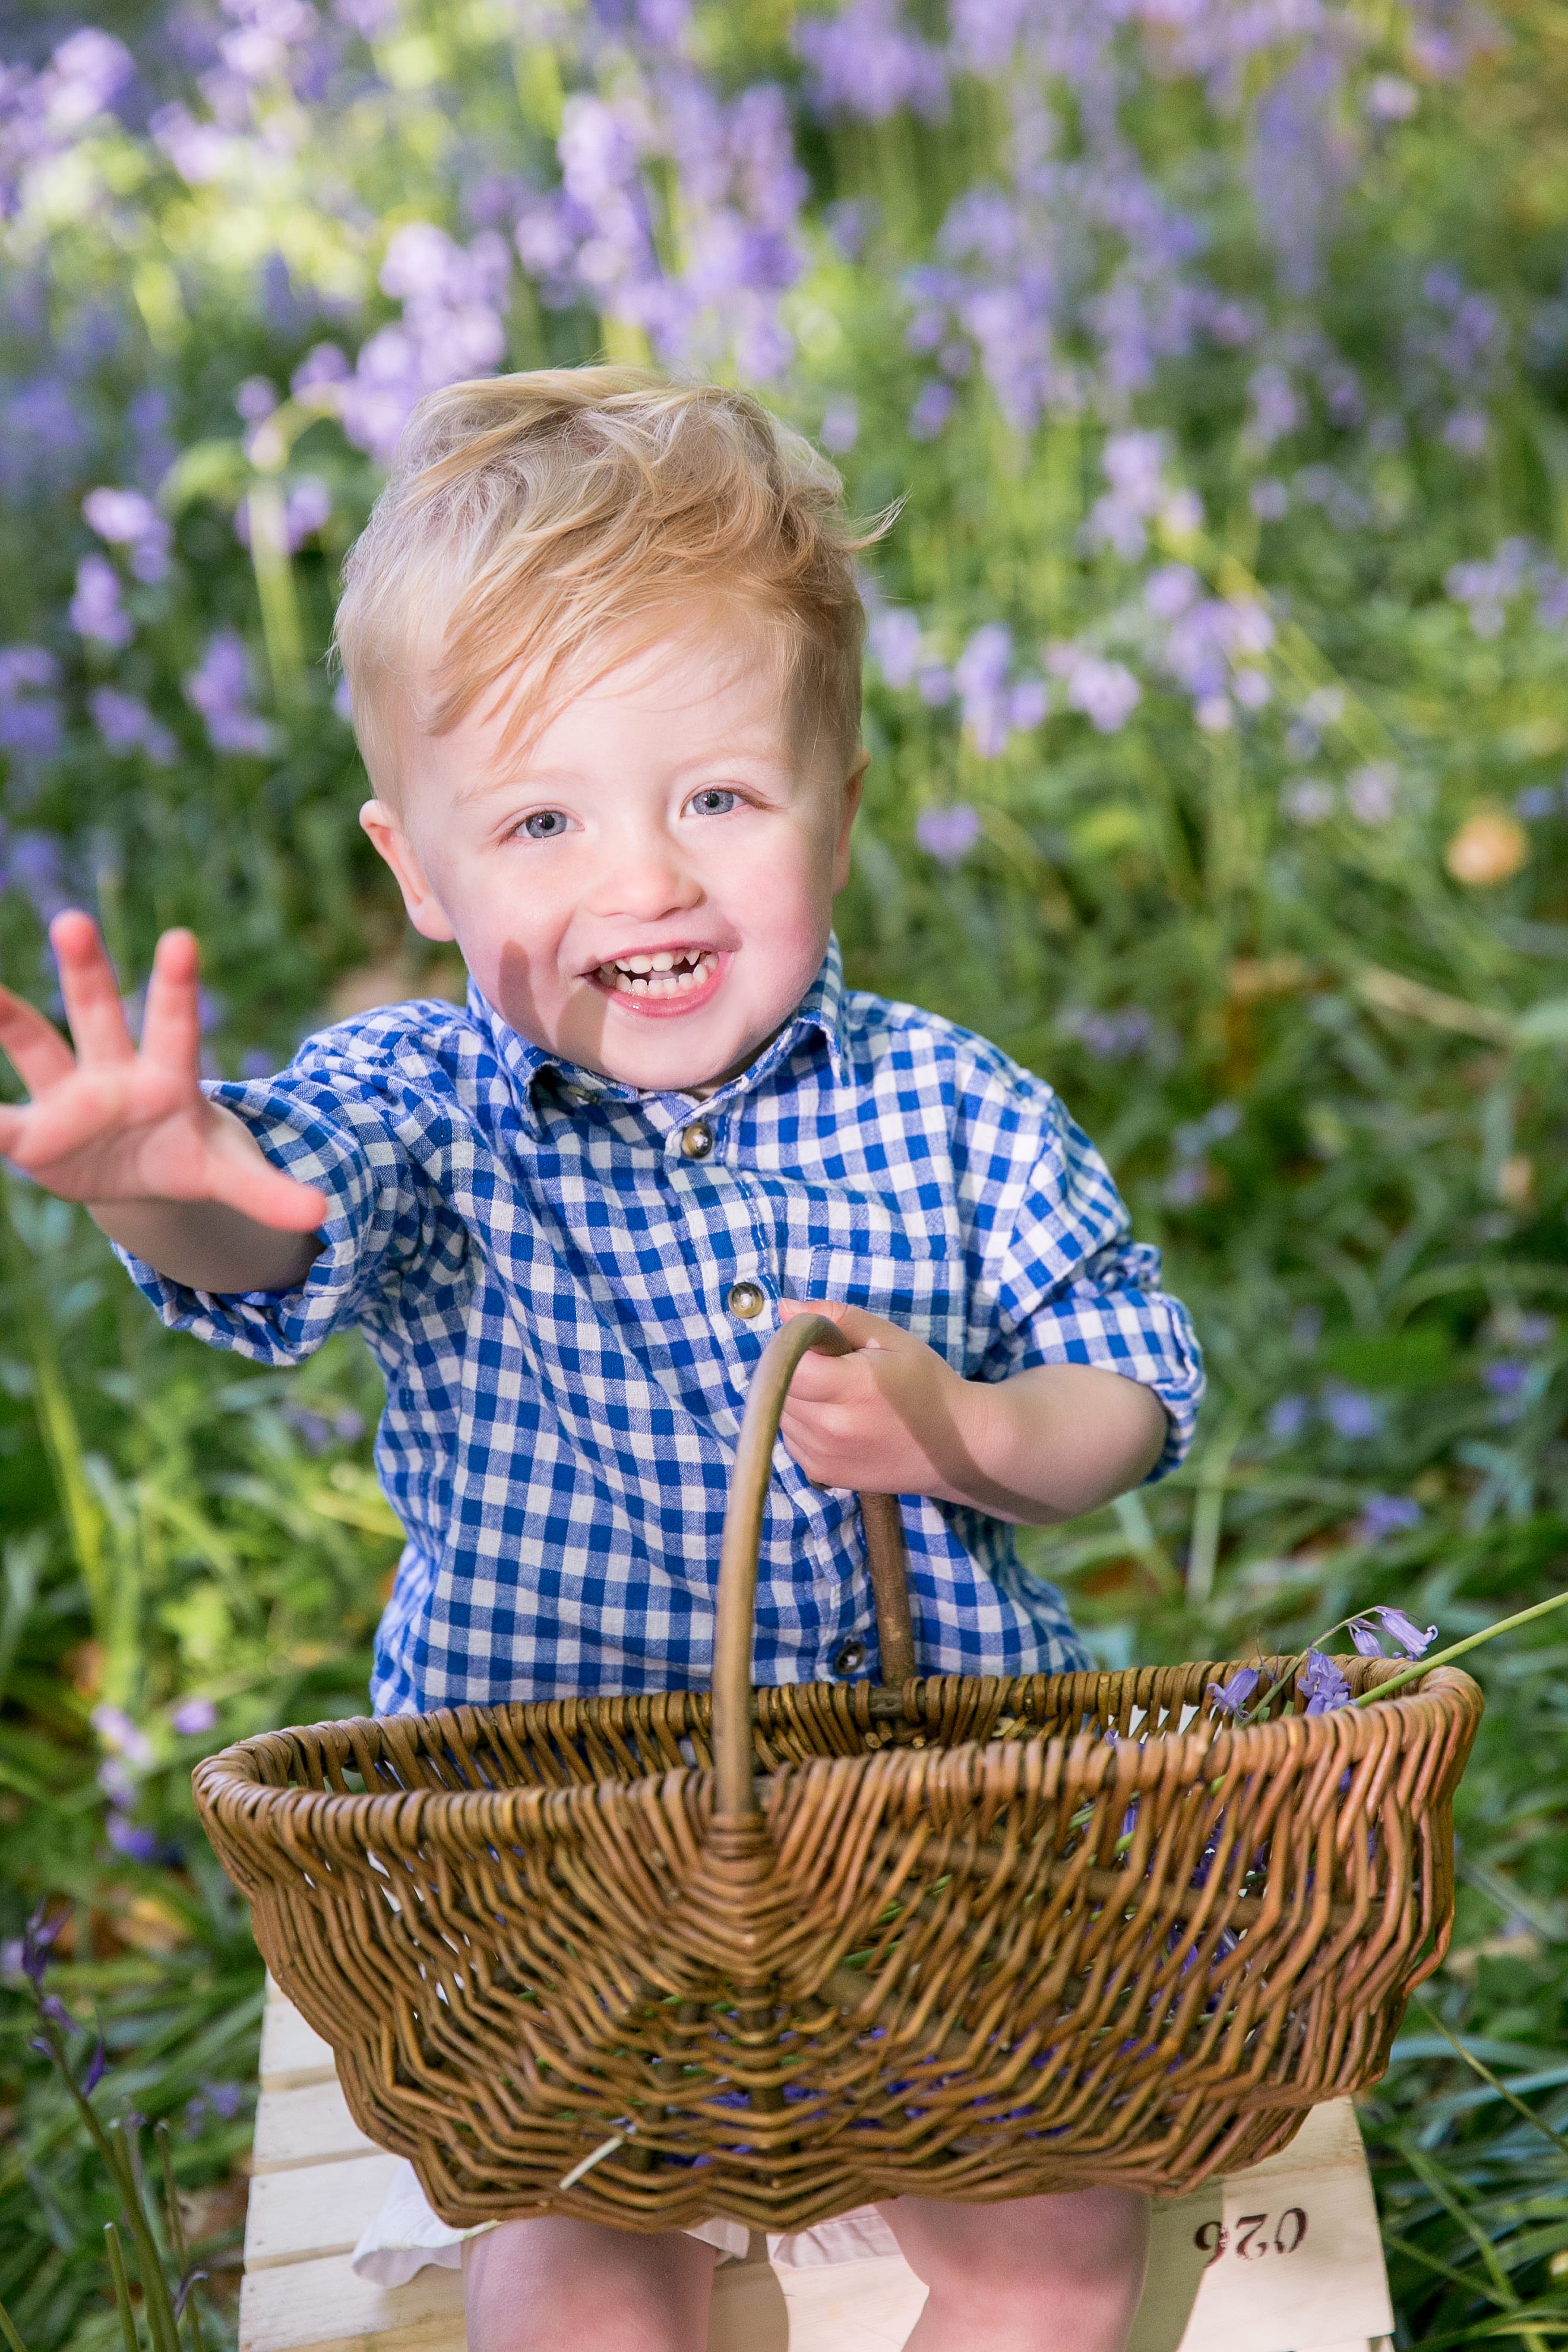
[119,941,1203,1712]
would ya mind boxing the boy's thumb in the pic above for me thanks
[777,1295,885,1349]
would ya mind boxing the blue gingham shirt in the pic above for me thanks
[119,941,1202,1712]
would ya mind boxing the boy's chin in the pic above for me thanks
[592,1007,779,1096]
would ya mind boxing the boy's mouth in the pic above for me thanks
[589,947,723,1010]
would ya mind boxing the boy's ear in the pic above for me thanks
[831,751,870,895]
[359,802,457,943]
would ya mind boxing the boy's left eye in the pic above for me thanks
[687,788,739,817]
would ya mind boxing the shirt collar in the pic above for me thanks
[467,935,848,1136]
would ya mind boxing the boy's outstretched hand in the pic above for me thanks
[777,1294,1169,1526]
[0,912,325,1291]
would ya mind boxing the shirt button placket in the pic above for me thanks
[681,1120,713,1161]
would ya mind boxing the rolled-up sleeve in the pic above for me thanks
[981,1093,1204,1478]
[113,1060,429,1366]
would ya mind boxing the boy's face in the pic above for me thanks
[361,622,865,1095]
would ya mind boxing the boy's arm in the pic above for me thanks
[0,913,326,1293]
[777,1298,1169,1525]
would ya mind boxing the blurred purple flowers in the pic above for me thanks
[0,646,64,770]
[90,688,177,766]
[83,486,171,584]
[69,555,132,649]
[19,1901,67,1985]
[798,0,948,122]
[339,222,510,464]
[915,804,982,867]
[1355,1493,1423,1542]
[171,1695,219,1736]
[186,2079,245,2130]
[1058,1006,1156,1062]
[1322,1383,1384,1441]
[235,475,333,553]
[1046,643,1142,734]
[1447,539,1568,641]
[184,631,274,756]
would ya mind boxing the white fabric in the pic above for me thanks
[350,2158,899,2286]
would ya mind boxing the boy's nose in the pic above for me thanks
[587,832,703,922]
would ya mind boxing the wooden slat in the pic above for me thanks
[241,2243,805,2352]
[252,2075,378,2174]
[240,2250,466,2352]
[245,2151,404,2271]
[261,1978,336,2091]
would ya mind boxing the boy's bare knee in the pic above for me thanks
[878,2186,1149,2340]
[463,2215,717,2352]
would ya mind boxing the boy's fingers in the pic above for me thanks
[777,1348,861,1406]
[0,985,77,1095]
[211,1153,329,1234]
[49,911,135,1068]
[779,1296,903,1351]
[0,1069,147,1171]
[138,929,203,1079]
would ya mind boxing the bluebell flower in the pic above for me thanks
[1322,1384,1385,1441]
[1206,1665,1260,1716]
[1354,1608,1439,1665]
[106,1814,162,1863]
[1269,1393,1310,1441]
[1355,1493,1422,1542]
[20,1903,65,1984]
[1299,1651,1352,1715]
[915,803,981,867]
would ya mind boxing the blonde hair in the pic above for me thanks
[333,367,880,797]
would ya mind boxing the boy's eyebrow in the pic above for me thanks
[460,735,799,801]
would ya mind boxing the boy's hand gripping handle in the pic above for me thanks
[711,1314,914,1820]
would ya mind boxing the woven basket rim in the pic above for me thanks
[192,1655,1481,1831]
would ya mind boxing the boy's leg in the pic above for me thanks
[875,2185,1150,2352]
[463,2214,719,2352]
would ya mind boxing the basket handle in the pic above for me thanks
[712,1314,915,1820]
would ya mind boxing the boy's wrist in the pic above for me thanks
[91,1195,324,1295]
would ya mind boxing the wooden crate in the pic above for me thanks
[243,1981,1396,2352]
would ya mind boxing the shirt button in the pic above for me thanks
[681,1121,714,1160]
[833,1637,867,1677]
[727,1280,766,1320]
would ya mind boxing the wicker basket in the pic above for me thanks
[195,1314,1481,2231]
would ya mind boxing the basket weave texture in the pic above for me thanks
[195,1321,1481,2230]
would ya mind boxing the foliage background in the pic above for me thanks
[4,0,1568,2341]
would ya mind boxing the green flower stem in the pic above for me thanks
[104,2224,140,2352]
[157,2120,207,2352]
[109,2120,181,2352]
[1353,1588,1568,1706]
[0,2291,29,2352]
[244,481,306,703]
[31,2012,179,2352]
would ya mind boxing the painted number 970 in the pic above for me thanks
[1195,2208,1308,2266]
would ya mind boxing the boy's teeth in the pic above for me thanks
[596,950,717,996]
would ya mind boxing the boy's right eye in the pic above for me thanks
[519,809,570,840]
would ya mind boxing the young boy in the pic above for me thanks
[0,369,1202,2351]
